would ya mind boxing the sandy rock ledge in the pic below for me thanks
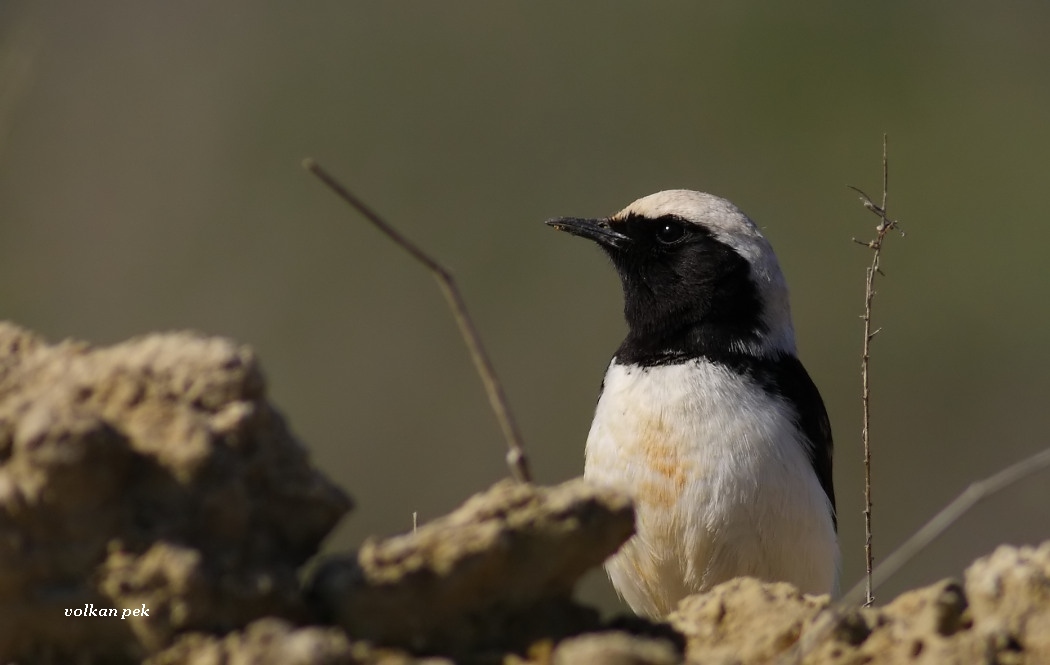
[1,322,1048,664]
[307,477,635,654]
[0,323,352,661]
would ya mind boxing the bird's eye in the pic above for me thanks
[655,221,685,244]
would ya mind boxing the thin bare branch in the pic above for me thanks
[852,133,902,607]
[302,158,532,484]
[780,137,1050,662]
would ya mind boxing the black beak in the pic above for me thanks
[545,217,631,250]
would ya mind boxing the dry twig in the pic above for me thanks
[849,134,904,606]
[302,158,532,484]
[778,137,1050,663]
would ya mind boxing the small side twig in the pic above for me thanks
[849,133,904,607]
[302,158,532,484]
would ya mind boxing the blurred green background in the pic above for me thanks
[1,2,1047,613]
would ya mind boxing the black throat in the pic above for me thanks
[609,220,767,367]
[601,217,836,527]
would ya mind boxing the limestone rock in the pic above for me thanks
[0,322,352,661]
[724,543,1049,664]
[147,619,358,665]
[801,579,980,664]
[308,477,634,653]
[3,322,1050,665]
[668,577,829,664]
[551,631,681,665]
[965,542,1050,662]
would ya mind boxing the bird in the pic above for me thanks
[546,190,838,618]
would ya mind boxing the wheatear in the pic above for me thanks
[548,190,838,617]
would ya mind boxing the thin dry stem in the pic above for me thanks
[302,158,532,484]
[849,134,903,607]
[779,138,1050,663]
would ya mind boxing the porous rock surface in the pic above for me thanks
[669,542,1050,665]
[307,477,636,654]
[1,321,1048,665]
[550,631,681,665]
[965,542,1050,659]
[146,619,358,665]
[668,577,830,663]
[0,322,352,661]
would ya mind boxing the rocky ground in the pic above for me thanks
[0,322,1046,664]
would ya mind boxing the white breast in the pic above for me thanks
[585,360,839,617]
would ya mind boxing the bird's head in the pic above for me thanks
[547,190,796,361]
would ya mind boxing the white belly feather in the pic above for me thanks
[585,360,839,618]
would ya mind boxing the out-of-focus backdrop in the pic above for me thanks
[1,2,1047,612]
